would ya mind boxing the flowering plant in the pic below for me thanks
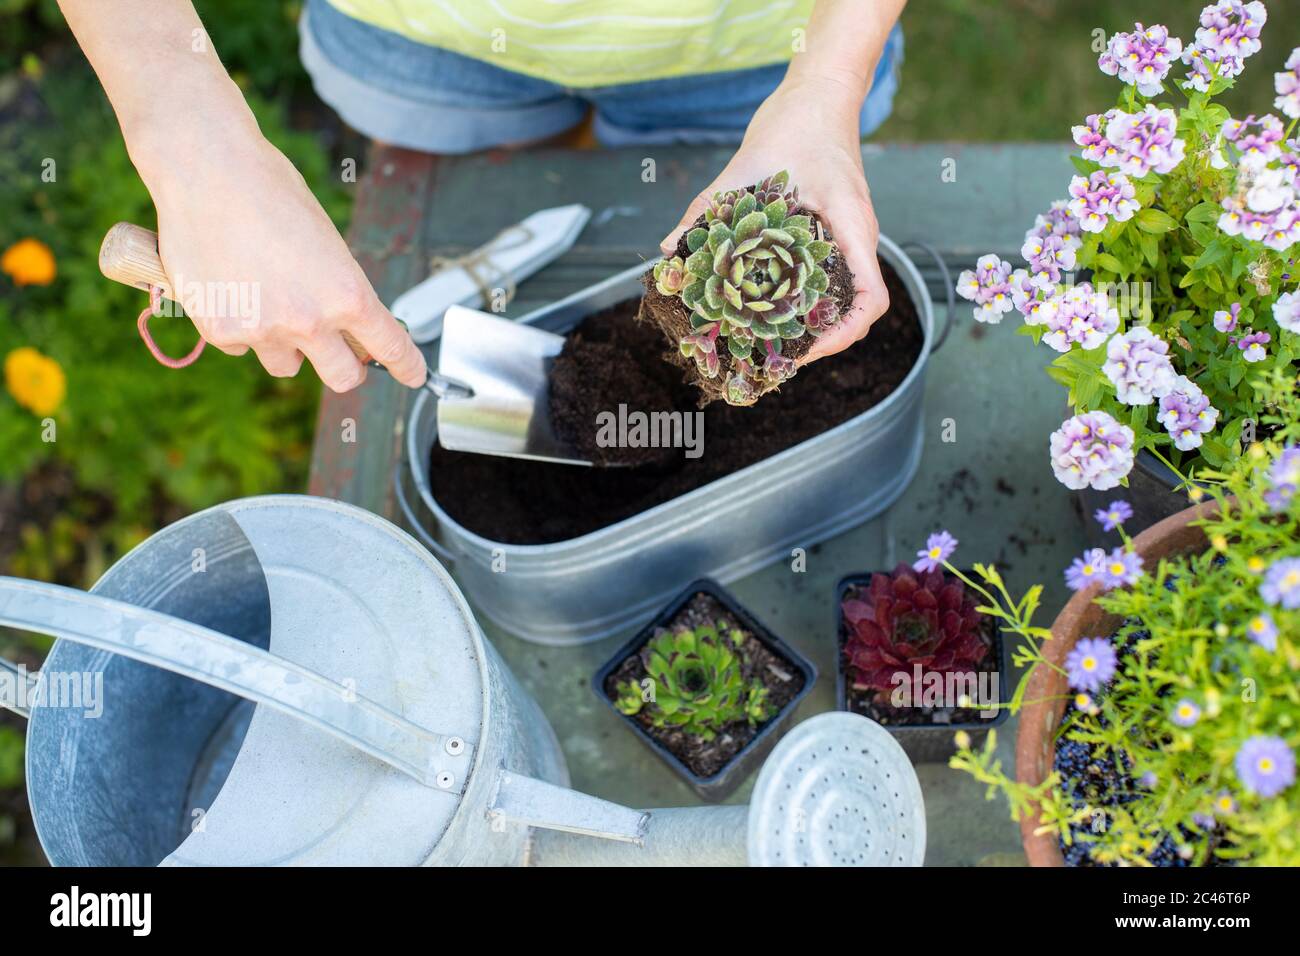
[953,370,1300,866]
[958,2,1300,490]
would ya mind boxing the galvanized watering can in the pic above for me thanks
[0,496,925,866]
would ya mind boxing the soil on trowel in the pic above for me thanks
[427,257,922,544]
[602,592,805,779]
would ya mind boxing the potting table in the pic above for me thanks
[309,142,1087,866]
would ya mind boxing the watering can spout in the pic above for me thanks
[487,771,649,845]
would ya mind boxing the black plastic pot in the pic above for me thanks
[1076,450,1191,547]
[592,578,816,802]
[835,571,1009,764]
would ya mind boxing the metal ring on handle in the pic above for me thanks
[0,577,474,792]
[900,240,956,354]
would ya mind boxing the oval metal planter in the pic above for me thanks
[397,235,948,645]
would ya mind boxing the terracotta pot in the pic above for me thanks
[1014,498,1223,866]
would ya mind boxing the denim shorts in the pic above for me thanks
[299,0,904,153]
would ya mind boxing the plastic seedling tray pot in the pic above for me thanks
[592,578,816,802]
[835,571,1009,765]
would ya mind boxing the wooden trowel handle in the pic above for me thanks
[99,222,372,363]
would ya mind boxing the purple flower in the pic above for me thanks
[1260,556,1300,609]
[1246,613,1279,651]
[913,530,958,573]
[1219,190,1300,249]
[1197,2,1267,61]
[1102,326,1177,405]
[1214,791,1238,815]
[1050,411,1135,491]
[1065,637,1118,692]
[1094,500,1134,531]
[1264,445,1300,511]
[1040,283,1120,352]
[1157,375,1220,451]
[1064,547,1109,591]
[1100,547,1144,588]
[1235,735,1295,797]
[1214,302,1242,333]
[956,254,1015,324]
[1068,171,1140,233]
[1172,699,1201,727]
[1025,200,1083,249]
[1223,114,1286,170]
[1009,268,1055,320]
[1099,24,1184,96]
[1072,111,1120,165]
[1021,233,1077,283]
[1277,48,1300,120]
[1105,106,1187,177]
[1238,330,1270,362]
[1274,291,1300,333]
[1138,770,1158,789]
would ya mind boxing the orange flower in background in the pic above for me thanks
[5,347,66,416]
[1,238,57,286]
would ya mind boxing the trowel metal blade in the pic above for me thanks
[434,305,592,466]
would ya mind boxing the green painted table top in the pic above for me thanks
[309,142,1087,866]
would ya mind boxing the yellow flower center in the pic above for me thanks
[1258,758,1274,773]
[1082,656,1097,672]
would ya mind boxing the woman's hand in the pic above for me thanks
[147,135,427,392]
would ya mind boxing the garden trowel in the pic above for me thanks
[98,222,596,467]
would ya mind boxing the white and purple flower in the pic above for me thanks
[956,254,1015,324]
[1106,106,1187,177]
[1040,283,1120,352]
[1214,302,1242,333]
[1101,547,1144,588]
[1021,233,1077,283]
[1274,290,1300,333]
[1072,111,1119,165]
[1025,200,1083,250]
[1068,171,1140,234]
[1238,330,1270,361]
[1264,445,1300,511]
[1260,556,1300,609]
[1010,268,1056,322]
[913,530,958,573]
[1158,375,1220,451]
[1065,636,1118,693]
[1049,410,1135,491]
[1172,698,1201,727]
[1099,24,1184,96]
[1276,48,1300,119]
[1182,1,1267,92]
[1223,114,1286,170]
[1094,500,1133,531]
[1102,326,1178,405]
[1235,735,1295,797]
[1246,613,1279,651]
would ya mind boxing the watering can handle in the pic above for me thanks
[0,577,473,793]
[99,222,374,364]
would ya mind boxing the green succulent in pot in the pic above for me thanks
[615,621,773,740]
[650,170,842,407]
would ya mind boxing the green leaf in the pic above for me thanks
[686,228,709,253]
[1136,208,1179,234]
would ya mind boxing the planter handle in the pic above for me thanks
[394,466,458,568]
[900,240,955,354]
[0,577,474,792]
[0,656,38,719]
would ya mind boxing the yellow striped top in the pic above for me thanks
[324,0,816,88]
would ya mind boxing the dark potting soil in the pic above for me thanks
[633,210,858,406]
[838,580,1001,728]
[601,592,805,779]
[427,257,922,544]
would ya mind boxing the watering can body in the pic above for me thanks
[6,496,569,866]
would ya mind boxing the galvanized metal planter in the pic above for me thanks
[592,578,816,801]
[398,235,949,645]
[835,570,1009,765]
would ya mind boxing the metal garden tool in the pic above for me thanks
[98,222,597,466]
[0,495,925,867]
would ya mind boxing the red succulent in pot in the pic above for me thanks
[842,563,990,697]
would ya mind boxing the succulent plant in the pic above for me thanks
[842,564,991,695]
[615,620,773,740]
[651,170,842,406]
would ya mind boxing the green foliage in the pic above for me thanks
[955,373,1300,866]
[0,725,23,790]
[615,620,774,741]
[653,171,838,406]
[0,45,347,584]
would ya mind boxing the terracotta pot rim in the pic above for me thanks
[1014,497,1224,867]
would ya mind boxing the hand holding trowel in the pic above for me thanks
[98,215,601,467]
